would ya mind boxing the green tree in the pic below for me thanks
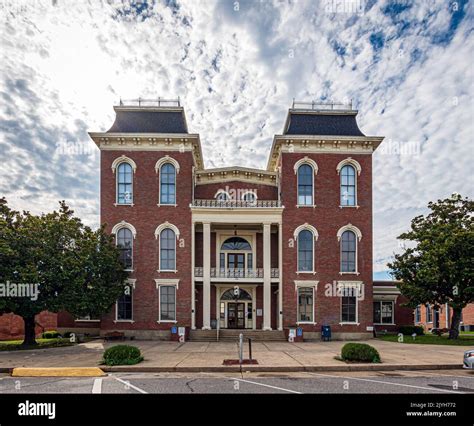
[388,194,474,339]
[0,198,128,346]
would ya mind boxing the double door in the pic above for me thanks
[227,302,245,329]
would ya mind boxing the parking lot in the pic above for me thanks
[1,370,473,394]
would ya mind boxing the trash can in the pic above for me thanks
[321,325,331,342]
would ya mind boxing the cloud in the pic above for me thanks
[0,0,472,276]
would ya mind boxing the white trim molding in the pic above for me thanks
[337,223,362,242]
[294,223,319,241]
[111,155,137,173]
[155,155,180,174]
[294,280,319,291]
[111,221,137,239]
[295,281,318,325]
[214,189,231,200]
[337,281,363,325]
[154,278,180,289]
[154,222,180,240]
[293,156,318,175]
[336,157,362,176]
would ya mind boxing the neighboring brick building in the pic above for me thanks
[0,312,57,341]
[59,99,389,340]
[415,303,474,332]
[372,281,413,333]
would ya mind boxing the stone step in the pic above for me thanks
[189,329,287,342]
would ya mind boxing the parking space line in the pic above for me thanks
[230,377,302,394]
[389,370,474,380]
[92,378,102,394]
[307,372,464,394]
[111,375,148,394]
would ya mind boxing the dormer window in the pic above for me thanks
[215,191,230,202]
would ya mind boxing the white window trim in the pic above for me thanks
[338,281,362,325]
[155,279,179,323]
[295,157,318,208]
[113,157,136,206]
[155,223,180,272]
[337,224,362,275]
[112,221,136,271]
[337,158,360,208]
[157,157,179,206]
[294,224,318,274]
[336,157,361,175]
[215,231,256,273]
[114,279,136,323]
[241,190,258,202]
[295,281,318,325]
[426,304,433,323]
[373,300,394,325]
[339,164,359,208]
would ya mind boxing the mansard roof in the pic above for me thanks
[106,106,188,134]
[284,109,365,137]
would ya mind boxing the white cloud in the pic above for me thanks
[0,0,472,275]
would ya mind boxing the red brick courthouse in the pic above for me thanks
[56,100,417,341]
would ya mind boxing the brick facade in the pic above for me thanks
[0,311,57,341]
[56,102,398,340]
[415,303,474,332]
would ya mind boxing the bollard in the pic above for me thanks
[239,333,243,365]
[248,338,252,361]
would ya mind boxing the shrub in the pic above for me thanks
[398,325,424,336]
[341,343,381,363]
[42,330,61,339]
[102,345,143,366]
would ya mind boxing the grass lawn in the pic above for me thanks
[377,334,474,346]
[0,338,75,351]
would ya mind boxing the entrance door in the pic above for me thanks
[227,302,245,329]
[228,253,245,277]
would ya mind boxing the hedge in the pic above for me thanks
[42,330,61,339]
[398,325,424,336]
[341,343,381,363]
[102,345,144,366]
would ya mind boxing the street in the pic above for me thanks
[1,370,473,394]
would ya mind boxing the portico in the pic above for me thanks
[191,204,283,331]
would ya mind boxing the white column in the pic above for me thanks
[252,286,257,330]
[278,222,283,330]
[202,222,211,330]
[263,222,272,330]
[191,221,196,330]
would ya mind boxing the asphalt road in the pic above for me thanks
[0,370,473,394]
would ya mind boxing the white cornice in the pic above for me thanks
[266,135,385,171]
[195,167,278,187]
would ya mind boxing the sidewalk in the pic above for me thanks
[0,339,465,373]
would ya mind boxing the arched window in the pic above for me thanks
[221,237,252,251]
[298,230,313,272]
[297,164,313,205]
[242,191,257,204]
[160,163,176,205]
[117,228,133,269]
[117,162,133,204]
[221,288,252,300]
[160,228,176,271]
[340,165,356,206]
[341,230,356,272]
[216,191,230,202]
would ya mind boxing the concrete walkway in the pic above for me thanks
[0,339,467,372]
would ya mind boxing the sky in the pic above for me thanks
[0,0,473,280]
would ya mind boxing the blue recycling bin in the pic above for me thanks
[321,325,331,341]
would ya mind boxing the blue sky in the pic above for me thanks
[0,0,473,280]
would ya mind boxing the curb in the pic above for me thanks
[101,364,463,373]
[1,365,463,375]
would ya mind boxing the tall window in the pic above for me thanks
[373,301,393,324]
[415,305,421,323]
[341,230,356,272]
[341,287,357,323]
[117,286,133,320]
[117,162,133,204]
[298,230,313,272]
[160,163,176,205]
[160,286,176,321]
[340,164,356,206]
[297,164,313,205]
[117,228,133,270]
[160,228,176,271]
[298,287,314,322]
[426,304,432,322]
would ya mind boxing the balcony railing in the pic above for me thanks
[192,199,282,208]
[194,267,279,279]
